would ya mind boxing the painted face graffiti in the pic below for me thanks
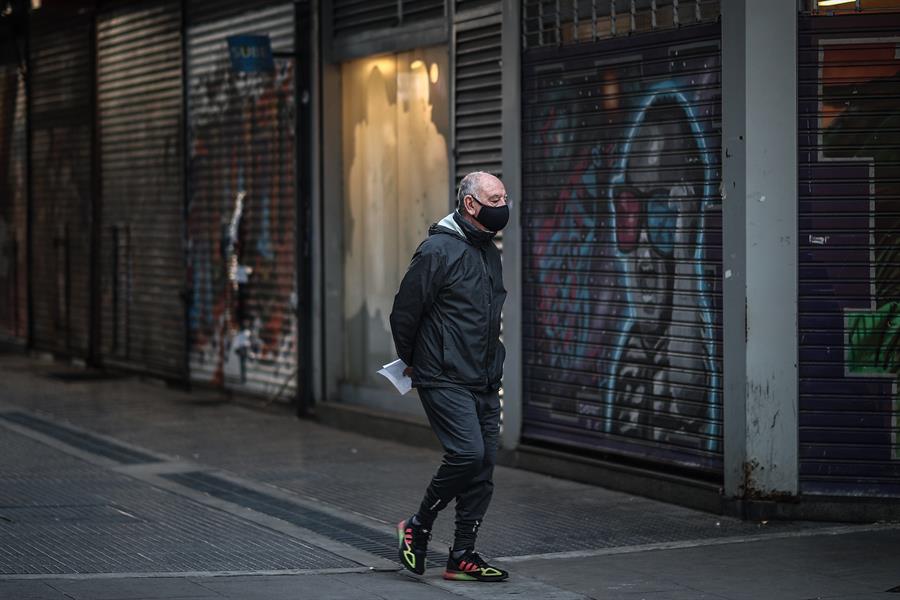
[607,84,720,454]
[615,112,699,337]
[614,189,678,257]
[522,36,724,468]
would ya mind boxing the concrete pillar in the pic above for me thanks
[500,0,522,450]
[722,0,799,498]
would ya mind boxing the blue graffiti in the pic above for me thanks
[257,193,274,260]
[606,80,720,453]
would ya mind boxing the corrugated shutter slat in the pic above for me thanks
[521,23,724,474]
[29,19,94,357]
[0,63,28,344]
[186,0,298,398]
[333,0,397,36]
[454,12,502,178]
[97,0,186,378]
[798,14,900,496]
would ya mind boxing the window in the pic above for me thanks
[341,47,451,385]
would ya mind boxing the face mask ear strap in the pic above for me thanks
[464,195,479,216]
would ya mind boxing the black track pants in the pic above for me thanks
[416,386,501,551]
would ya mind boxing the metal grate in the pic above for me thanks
[0,431,353,574]
[456,0,500,13]
[521,23,724,473]
[185,0,300,399]
[797,14,900,496]
[333,0,446,37]
[0,61,28,345]
[0,411,161,464]
[523,0,720,49]
[801,0,900,15]
[164,471,449,568]
[334,0,397,35]
[405,0,446,22]
[454,13,503,179]
[28,16,94,358]
[97,0,187,379]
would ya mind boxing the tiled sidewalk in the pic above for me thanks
[1,353,898,600]
[0,354,837,558]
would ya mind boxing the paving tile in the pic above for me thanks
[0,581,72,600]
[193,573,461,600]
[0,355,844,563]
[49,577,216,600]
[0,431,354,575]
[1,354,899,600]
[498,559,680,596]
[821,595,900,600]
[507,530,900,600]
[333,572,472,599]
[836,571,900,593]
[611,590,729,600]
[698,572,878,600]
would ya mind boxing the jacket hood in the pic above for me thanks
[430,210,496,246]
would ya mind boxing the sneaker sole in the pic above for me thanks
[443,570,508,582]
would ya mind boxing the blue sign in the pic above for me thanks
[227,35,275,73]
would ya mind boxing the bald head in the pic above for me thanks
[457,171,504,207]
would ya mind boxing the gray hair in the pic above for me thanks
[456,171,488,207]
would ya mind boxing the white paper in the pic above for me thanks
[377,359,412,395]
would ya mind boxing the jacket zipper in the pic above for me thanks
[479,248,492,386]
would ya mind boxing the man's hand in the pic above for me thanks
[403,366,413,377]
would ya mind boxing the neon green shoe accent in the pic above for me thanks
[479,567,504,577]
[403,549,417,569]
[398,522,417,570]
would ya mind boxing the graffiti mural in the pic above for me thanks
[522,25,723,471]
[607,82,720,453]
[187,45,297,396]
[799,27,900,494]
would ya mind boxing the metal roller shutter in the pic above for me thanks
[333,0,396,36]
[404,0,445,23]
[798,14,900,496]
[521,23,723,474]
[29,17,94,357]
[0,60,27,345]
[332,0,445,38]
[97,0,185,378]
[186,0,299,397]
[453,9,501,179]
[456,0,499,15]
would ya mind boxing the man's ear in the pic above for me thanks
[462,195,476,216]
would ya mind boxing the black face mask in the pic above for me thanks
[470,196,510,232]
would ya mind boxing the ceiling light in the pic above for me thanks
[817,0,855,6]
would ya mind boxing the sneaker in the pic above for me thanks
[443,549,509,582]
[397,517,430,575]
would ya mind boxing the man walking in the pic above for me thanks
[390,171,510,582]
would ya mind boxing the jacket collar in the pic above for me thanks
[437,211,464,237]
[436,210,495,246]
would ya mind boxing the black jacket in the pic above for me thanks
[390,211,506,391]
